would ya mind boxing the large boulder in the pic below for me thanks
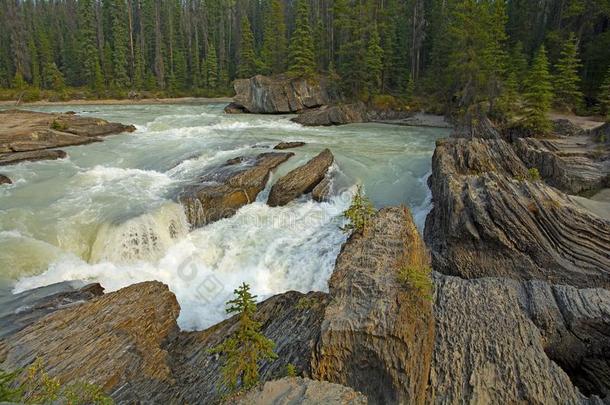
[430,273,610,403]
[291,103,367,126]
[226,75,330,114]
[0,282,180,401]
[425,137,610,289]
[231,377,368,405]
[179,152,293,227]
[312,207,435,405]
[267,149,334,206]
[0,109,135,165]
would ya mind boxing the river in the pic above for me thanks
[0,103,449,329]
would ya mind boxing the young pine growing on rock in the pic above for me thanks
[210,283,277,392]
[342,185,376,234]
[523,45,553,134]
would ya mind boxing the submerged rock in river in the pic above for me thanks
[273,141,306,150]
[179,152,293,227]
[267,149,334,206]
[0,149,67,166]
[0,109,135,165]
[0,174,11,184]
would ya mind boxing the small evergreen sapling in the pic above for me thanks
[210,283,277,393]
[341,185,376,234]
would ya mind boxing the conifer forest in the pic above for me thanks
[1,0,610,117]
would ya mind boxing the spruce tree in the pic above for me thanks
[523,46,553,133]
[365,27,383,95]
[205,43,218,89]
[287,0,316,78]
[599,67,610,120]
[554,32,583,110]
[78,0,104,92]
[260,0,287,75]
[110,0,130,88]
[210,283,277,392]
[237,16,258,79]
[509,41,528,89]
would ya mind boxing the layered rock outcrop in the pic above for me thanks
[226,75,330,114]
[425,137,610,289]
[231,377,368,405]
[513,133,609,195]
[0,109,135,165]
[267,149,334,206]
[312,207,435,405]
[430,273,610,403]
[180,152,293,227]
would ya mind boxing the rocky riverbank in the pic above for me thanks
[1,112,609,403]
[224,74,451,128]
[0,109,135,165]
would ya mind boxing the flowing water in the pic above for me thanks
[0,103,449,330]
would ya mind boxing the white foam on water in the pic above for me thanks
[14,190,352,331]
[90,202,190,264]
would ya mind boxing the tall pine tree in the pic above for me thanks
[599,67,610,121]
[365,26,383,95]
[554,32,583,110]
[237,16,258,78]
[523,45,553,133]
[110,0,130,88]
[260,0,287,75]
[205,43,218,89]
[287,0,316,78]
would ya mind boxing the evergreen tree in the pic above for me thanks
[27,37,40,88]
[599,67,610,120]
[237,16,258,79]
[554,32,583,110]
[287,0,316,78]
[523,45,553,133]
[365,27,384,94]
[509,41,528,89]
[110,0,130,88]
[260,0,287,75]
[78,0,104,92]
[210,283,277,392]
[205,43,218,89]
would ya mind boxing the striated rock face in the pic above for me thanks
[231,377,368,405]
[312,207,435,405]
[291,103,367,126]
[430,273,610,403]
[589,122,610,143]
[0,109,135,165]
[312,176,332,202]
[0,174,11,184]
[180,152,293,227]
[425,137,610,289]
[513,134,609,195]
[274,141,306,150]
[0,281,104,339]
[553,118,584,136]
[0,282,180,401]
[227,75,330,114]
[267,149,334,206]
